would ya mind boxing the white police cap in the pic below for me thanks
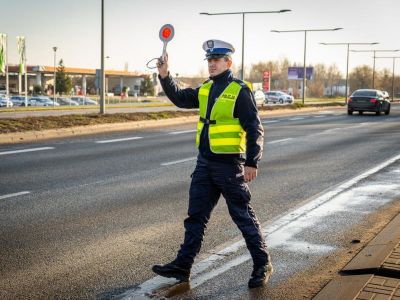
[202,39,235,59]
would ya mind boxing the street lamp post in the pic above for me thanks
[53,46,57,107]
[5,34,9,97]
[375,56,400,101]
[271,27,343,104]
[351,49,400,89]
[200,9,291,80]
[105,55,110,104]
[100,0,105,114]
[320,42,378,103]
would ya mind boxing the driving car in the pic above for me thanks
[382,91,390,100]
[265,91,294,104]
[70,96,98,105]
[347,89,390,115]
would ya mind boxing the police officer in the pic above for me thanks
[152,39,272,288]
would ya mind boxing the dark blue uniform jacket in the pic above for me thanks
[159,69,264,168]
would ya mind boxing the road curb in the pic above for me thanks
[314,213,400,300]
[0,106,344,145]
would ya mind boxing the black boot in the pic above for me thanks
[152,260,191,282]
[248,262,273,288]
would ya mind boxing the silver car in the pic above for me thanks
[10,95,29,106]
[0,96,13,107]
[71,97,98,105]
[30,96,60,106]
[265,91,294,104]
[57,97,79,106]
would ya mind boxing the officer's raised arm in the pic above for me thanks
[156,53,199,109]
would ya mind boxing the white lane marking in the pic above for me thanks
[318,110,337,114]
[95,137,143,144]
[161,157,197,166]
[0,147,55,156]
[267,138,293,144]
[313,115,326,118]
[288,117,305,121]
[316,123,370,136]
[262,120,279,124]
[319,127,342,134]
[0,191,30,200]
[168,130,197,135]
[121,152,400,299]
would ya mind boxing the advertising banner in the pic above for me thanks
[0,33,6,74]
[16,36,26,74]
[288,67,313,80]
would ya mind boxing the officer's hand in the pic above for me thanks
[244,166,257,183]
[157,53,169,79]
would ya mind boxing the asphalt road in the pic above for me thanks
[1,104,400,299]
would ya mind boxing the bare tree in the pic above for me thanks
[349,65,373,92]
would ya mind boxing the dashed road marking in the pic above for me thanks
[161,157,197,166]
[0,191,30,200]
[288,117,305,121]
[168,130,197,135]
[262,120,279,124]
[267,138,293,144]
[0,147,55,156]
[95,137,143,144]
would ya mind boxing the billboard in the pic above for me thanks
[288,67,313,80]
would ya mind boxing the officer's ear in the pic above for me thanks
[225,57,233,68]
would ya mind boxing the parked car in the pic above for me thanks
[0,95,13,107]
[30,96,60,107]
[265,91,294,104]
[347,89,390,115]
[57,97,79,106]
[71,97,98,105]
[10,95,28,106]
[253,90,265,107]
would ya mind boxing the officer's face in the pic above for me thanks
[207,57,232,77]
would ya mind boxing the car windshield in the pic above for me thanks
[352,90,377,97]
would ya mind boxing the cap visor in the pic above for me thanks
[205,54,228,60]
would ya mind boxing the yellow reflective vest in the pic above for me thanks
[196,80,246,154]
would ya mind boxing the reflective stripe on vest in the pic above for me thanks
[196,80,246,154]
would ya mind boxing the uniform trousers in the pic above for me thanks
[176,155,269,268]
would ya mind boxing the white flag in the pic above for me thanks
[0,33,6,74]
[17,36,26,74]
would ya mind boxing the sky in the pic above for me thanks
[1,0,399,77]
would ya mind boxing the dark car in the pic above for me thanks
[348,89,390,115]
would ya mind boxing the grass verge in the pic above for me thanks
[0,103,345,134]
